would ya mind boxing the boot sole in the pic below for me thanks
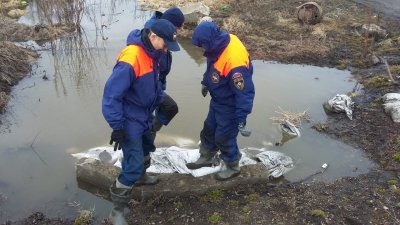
[214,171,241,181]
[186,162,215,170]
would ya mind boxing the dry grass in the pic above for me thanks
[0,41,37,84]
[276,12,299,30]
[270,107,311,128]
[311,25,327,41]
[0,0,20,14]
[222,16,251,34]
[0,92,9,111]
[0,41,38,111]
[137,0,231,11]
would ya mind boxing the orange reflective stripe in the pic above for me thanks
[214,34,249,77]
[117,45,153,78]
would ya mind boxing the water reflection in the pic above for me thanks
[51,32,97,96]
[110,204,129,225]
[179,38,206,65]
[78,180,129,224]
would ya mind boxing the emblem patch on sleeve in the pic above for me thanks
[211,72,220,83]
[232,72,244,90]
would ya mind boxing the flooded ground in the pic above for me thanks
[353,0,400,22]
[0,0,379,223]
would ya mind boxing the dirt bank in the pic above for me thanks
[0,0,76,113]
[1,0,400,224]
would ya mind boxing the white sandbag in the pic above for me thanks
[383,93,400,123]
[325,94,354,120]
[72,147,122,166]
[255,150,295,178]
[72,146,294,178]
[280,120,301,137]
[383,93,400,102]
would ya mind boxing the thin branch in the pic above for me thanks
[383,57,399,84]
[30,131,47,165]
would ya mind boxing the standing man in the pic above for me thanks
[102,19,180,202]
[141,7,185,135]
[186,22,255,181]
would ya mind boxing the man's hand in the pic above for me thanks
[201,85,208,97]
[110,130,125,151]
[238,122,251,137]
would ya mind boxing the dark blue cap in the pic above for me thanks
[151,19,180,51]
[161,7,184,28]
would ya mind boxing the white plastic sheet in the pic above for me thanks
[280,120,301,137]
[72,146,294,178]
[326,94,354,120]
[255,150,295,178]
[383,93,400,123]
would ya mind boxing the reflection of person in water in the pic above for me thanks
[110,203,128,225]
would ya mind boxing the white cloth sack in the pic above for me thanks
[383,93,400,123]
[280,119,301,137]
[72,146,294,178]
[327,94,354,120]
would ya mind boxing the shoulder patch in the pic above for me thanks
[211,72,220,83]
[232,72,244,90]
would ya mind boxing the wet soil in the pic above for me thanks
[1,0,400,224]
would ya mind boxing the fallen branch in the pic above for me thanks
[383,57,399,84]
[30,131,47,165]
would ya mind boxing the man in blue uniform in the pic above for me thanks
[102,19,180,202]
[141,7,185,135]
[117,6,184,191]
[186,22,255,181]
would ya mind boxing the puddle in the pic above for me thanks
[0,0,375,222]
[353,0,400,22]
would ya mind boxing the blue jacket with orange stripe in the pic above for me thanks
[131,13,171,91]
[102,29,163,140]
[192,22,255,124]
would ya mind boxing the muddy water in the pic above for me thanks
[0,0,376,223]
[354,0,400,22]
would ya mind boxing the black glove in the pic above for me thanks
[201,85,208,97]
[110,130,125,151]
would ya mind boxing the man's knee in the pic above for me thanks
[158,95,178,122]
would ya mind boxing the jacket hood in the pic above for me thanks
[126,29,160,59]
[192,22,230,60]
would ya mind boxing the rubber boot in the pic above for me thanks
[135,155,159,186]
[186,147,219,170]
[109,179,133,204]
[151,114,162,139]
[215,154,242,181]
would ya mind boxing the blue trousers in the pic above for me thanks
[200,102,240,163]
[118,130,155,186]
